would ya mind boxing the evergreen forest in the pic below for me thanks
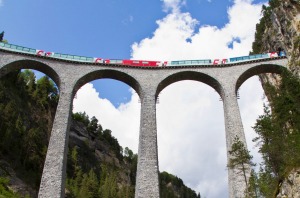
[0,69,200,198]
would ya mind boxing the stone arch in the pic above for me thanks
[156,71,223,100]
[235,63,287,92]
[0,59,61,89]
[73,69,142,98]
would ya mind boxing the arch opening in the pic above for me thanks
[156,71,223,101]
[73,69,142,98]
[0,68,59,197]
[0,59,61,89]
[235,63,286,93]
[69,75,141,197]
[157,80,227,198]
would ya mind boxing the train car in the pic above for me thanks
[104,59,123,64]
[104,59,162,67]
[123,60,162,67]
[49,52,94,62]
[0,42,37,55]
[166,59,212,66]
[229,53,269,63]
[228,52,282,64]
[279,51,286,56]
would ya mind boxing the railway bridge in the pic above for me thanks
[0,48,288,198]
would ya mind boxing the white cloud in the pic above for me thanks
[132,0,262,60]
[74,0,265,197]
[162,0,186,13]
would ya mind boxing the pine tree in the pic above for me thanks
[227,136,255,195]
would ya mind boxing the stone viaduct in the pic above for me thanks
[0,49,288,198]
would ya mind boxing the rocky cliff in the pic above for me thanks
[276,168,300,198]
[252,0,300,84]
[251,0,300,197]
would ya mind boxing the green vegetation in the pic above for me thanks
[67,112,136,198]
[249,0,300,195]
[160,172,200,198]
[0,69,200,197]
[227,136,255,196]
[248,69,300,197]
[0,177,21,198]
[0,69,58,194]
[66,144,134,198]
[70,111,200,198]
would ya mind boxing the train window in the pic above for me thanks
[142,61,149,64]
[191,60,198,64]
[171,61,179,65]
[185,60,192,64]
[23,47,30,52]
[178,61,185,64]
[110,60,122,63]
[259,54,265,58]
[133,61,139,63]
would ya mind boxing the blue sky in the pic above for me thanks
[0,0,268,197]
[0,0,266,107]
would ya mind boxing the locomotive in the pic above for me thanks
[0,42,286,67]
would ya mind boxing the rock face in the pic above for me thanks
[277,168,300,198]
[68,120,129,172]
[258,0,300,66]
[254,0,300,83]
[253,0,300,196]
